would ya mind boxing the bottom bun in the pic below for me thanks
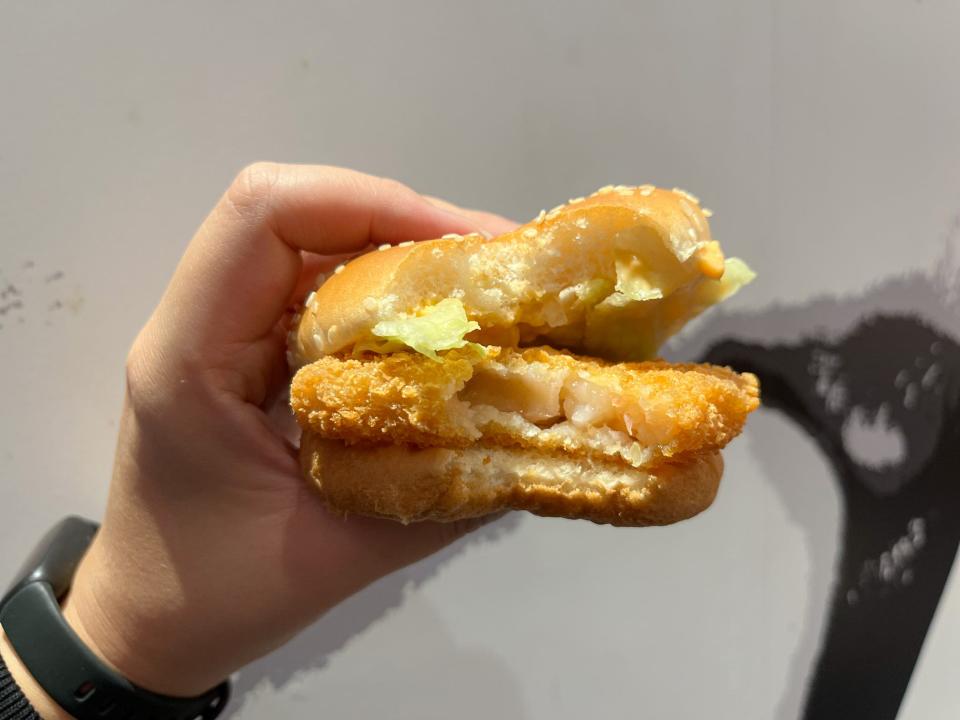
[299,433,723,527]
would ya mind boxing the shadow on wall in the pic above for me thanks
[671,248,960,720]
[224,513,524,719]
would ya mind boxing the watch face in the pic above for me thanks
[1,517,97,607]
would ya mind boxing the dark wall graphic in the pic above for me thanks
[685,260,960,719]
[706,317,959,719]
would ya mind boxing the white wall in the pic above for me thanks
[1,2,958,718]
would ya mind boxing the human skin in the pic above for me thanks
[0,164,517,716]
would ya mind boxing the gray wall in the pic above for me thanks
[1,2,958,718]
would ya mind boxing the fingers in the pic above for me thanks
[424,195,519,236]
[155,163,483,352]
[291,251,349,305]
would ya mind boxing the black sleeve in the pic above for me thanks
[0,654,41,720]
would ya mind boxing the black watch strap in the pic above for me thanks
[0,518,229,720]
[0,653,40,720]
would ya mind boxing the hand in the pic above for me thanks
[16,164,516,704]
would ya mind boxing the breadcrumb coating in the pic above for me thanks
[291,346,759,469]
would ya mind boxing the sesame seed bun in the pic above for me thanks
[291,186,724,366]
[289,185,758,527]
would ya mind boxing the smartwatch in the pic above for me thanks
[0,517,229,720]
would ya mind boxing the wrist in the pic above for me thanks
[1,515,229,720]
[59,537,218,699]
[0,625,74,720]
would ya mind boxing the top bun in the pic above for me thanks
[291,185,750,366]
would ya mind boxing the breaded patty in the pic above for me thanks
[291,346,759,470]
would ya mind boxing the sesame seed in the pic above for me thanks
[536,210,546,223]
[441,233,462,240]
[595,185,614,194]
[334,264,345,274]
[397,240,415,247]
[377,243,391,251]
[549,203,564,214]
[523,227,538,239]
[638,185,655,197]
[673,188,700,205]
[568,196,585,204]
[305,291,316,307]
[546,209,561,220]
[574,217,588,229]
[687,228,697,239]
[702,208,713,217]
[616,187,633,196]
[479,229,493,240]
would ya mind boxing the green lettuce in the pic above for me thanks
[370,298,481,361]
[584,257,756,360]
[680,257,756,311]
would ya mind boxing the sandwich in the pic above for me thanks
[288,185,760,526]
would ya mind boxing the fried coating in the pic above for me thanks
[291,346,759,469]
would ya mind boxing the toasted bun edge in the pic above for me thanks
[300,433,723,527]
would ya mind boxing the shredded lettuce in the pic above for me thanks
[613,227,702,302]
[370,298,482,361]
[585,257,755,360]
[358,259,754,363]
[680,257,756,310]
